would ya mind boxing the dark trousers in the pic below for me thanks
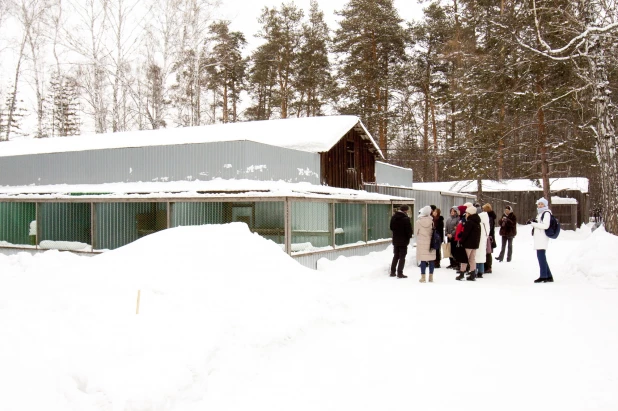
[485,253,493,270]
[498,236,514,261]
[391,245,408,275]
[536,249,553,279]
[435,241,442,265]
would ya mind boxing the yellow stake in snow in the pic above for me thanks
[136,290,141,314]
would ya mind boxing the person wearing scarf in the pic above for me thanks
[527,197,554,283]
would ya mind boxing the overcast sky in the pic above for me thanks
[216,0,424,50]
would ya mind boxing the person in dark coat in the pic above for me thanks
[483,203,497,273]
[432,208,444,268]
[451,204,469,271]
[390,205,412,278]
[456,205,481,281]
[496,205,517,262]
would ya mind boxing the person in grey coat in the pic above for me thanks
[390,205,412,278]
[416,205,437,283]
[444,206,459,269]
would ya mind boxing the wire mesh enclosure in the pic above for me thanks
[0,197,408,255]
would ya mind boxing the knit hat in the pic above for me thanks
[451,206,460,216]
[537,197,548,207]
[419,205,432,217]
[464,202,473,207]
[466,205,477,215]
[482,203,492,212]
[457,205,467,215]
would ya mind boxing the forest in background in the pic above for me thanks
[0,0,617,233]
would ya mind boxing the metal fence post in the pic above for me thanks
[330,202,336,248]
[363,203,368,243]
[284,198,291,255]
[90,202,96,252]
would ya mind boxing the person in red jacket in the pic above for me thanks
[456,205,482,281]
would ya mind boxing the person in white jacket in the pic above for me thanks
[476,205,491,278]
[526,197,554,283]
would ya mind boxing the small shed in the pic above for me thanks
[551,196,578,230]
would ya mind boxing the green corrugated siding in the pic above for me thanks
[335,203,363,246]
[171,202,225,227]
[39,203,91,244]
[368,204,391,241]
[292,202,330,248]
[0,203,36,245]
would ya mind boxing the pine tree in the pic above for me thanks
[293,0,333,117]
[48,72,81,137]
[206,20,247,123]
[333,0,408,155]
[250,4,304,119]
[0,88,28,139]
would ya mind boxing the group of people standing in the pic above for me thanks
[390,197,555,283]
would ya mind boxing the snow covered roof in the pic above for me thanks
[552,196,578,205]
[0,179,412,202]
[413,178,589,194]
[0,115,384,159]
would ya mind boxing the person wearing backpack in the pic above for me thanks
[416,206,437,283]
[526,197,555,283]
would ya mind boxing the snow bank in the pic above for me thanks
[564,224,618,288]
[0,223,348,411]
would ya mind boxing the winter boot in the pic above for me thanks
[477,272,483,279]
[456,272,466,281]
[467,270,477,281]
[390,272,397,277]
[429,274,434,283]
[397,273,408,279]
[419,274,426,283]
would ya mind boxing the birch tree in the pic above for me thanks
[517,0,618,234]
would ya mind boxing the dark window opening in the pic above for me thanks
[346,141,355,169]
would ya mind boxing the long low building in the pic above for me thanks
[0,116,414,268]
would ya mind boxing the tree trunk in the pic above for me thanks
[536,72,551,205]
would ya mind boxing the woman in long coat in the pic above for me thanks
[452,205,469,272]
[476,208,491,278]
[415,205,436,283]
[456,205,481,281]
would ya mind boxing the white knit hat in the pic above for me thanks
[466,205,477,215]
[419,205,432,216]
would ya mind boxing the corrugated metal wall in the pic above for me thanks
[0,141,321,186]
[363,184,475,222]
[374,162,413,187]
[0,203,35,245]
[292,241,391,270]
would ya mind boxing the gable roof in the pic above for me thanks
[0,115,384,159]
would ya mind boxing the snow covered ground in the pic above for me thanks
[1,221,617,411]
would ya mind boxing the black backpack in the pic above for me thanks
[542,211,561,239]
[430,229,442,250]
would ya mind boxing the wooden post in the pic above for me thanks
[136,290,141,314]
